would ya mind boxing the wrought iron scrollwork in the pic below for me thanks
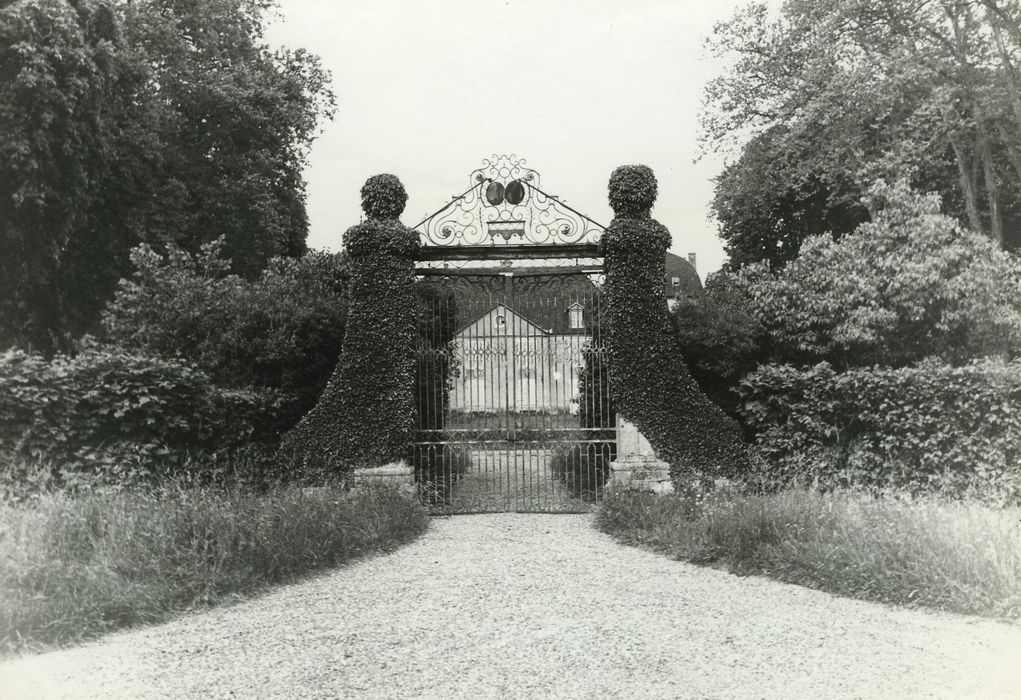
[416,154,604,249]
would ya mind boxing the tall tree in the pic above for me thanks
[0,0,138,350]
[0,0,335,352]
[120,0,335,274]
[705,0,1021,258]
[711,126,869,269]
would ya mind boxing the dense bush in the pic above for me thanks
[102,238,349,429]
[0,345,283,487]
[733,181,1021,367]
[602,165,749,480]
[671,271,766,418]
[738,360,1021,502]
[279,175,420,475]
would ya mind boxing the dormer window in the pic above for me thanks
[568,302,584,329]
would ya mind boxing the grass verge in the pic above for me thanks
[596,488,1021,619]
[0,484,429,654]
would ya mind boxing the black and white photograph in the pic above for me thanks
[0,0,1020,697]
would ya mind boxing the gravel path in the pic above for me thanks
[2,514,1019,699]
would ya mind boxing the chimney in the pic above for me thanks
[687,253,697,272]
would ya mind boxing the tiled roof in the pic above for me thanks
[423,253,701,335]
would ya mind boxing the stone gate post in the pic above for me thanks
[608,415,674,494]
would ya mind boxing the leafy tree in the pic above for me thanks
[0,0,335,352]
[711,127,869,269]
[119,0,335,274]
[734,180,1021,368]
[102,239,349,424]
[705,0,1021,254]
[0,0,142,351]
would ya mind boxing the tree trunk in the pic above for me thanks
[979,132,1005,245]
[995,121,1021,185]
[947,128,984,233]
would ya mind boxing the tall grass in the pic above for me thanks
[0,484,429,654]
[597,489,1021,618]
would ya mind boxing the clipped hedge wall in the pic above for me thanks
[278,175,420,475]
[738,360,1021,500]
[602,165,749,479]
[0,345,283,481]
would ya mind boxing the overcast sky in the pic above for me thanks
[266,0,760,276]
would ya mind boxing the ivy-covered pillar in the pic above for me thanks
[279,174,420,482]
[601,165,748,488]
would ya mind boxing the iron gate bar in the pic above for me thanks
[410,156,615,514]
[410,270,614,514]
[416,266,604,278]
[416,243,601,261]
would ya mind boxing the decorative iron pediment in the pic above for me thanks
[415,155,604,251]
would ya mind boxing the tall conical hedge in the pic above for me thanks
[601,165,749,480]
[278,174,420,477]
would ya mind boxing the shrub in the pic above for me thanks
[102,238,349,428]
[602,165,749,480]
[279,175,419,475]
[738,359,1021,502]
[671,271,767,418]
[0,345,284,488]
[733,181,1021,367]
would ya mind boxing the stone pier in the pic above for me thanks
[607,415,674,494]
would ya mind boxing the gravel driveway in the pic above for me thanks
[2,514,1019,699]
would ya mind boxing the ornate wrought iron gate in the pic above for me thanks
[410,156,615,514]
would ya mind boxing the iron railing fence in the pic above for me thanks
[410,271,615,514]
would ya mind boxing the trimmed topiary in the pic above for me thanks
[607,164,658,219]
[602,165,749,481]
[278,174,420,477]
[360,173,409,221]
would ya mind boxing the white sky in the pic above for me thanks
[266,0,757,276]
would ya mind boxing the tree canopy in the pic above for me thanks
[0,0,335,352]
[733,180,1021,368]
[710,126,870,269]
[705,0,1021,264]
